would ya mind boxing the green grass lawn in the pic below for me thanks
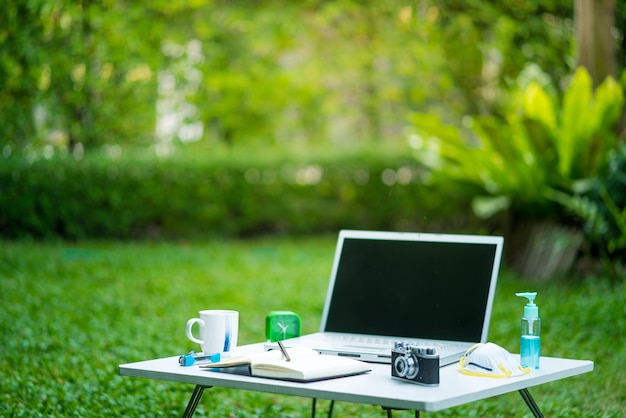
[1,236,624,417]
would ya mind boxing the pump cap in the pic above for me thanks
[515,292,539,318]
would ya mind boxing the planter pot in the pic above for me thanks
[508,220,584,281]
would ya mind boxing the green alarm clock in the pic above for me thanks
[265,311,301,342]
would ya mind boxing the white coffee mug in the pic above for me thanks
[185,310,239,354]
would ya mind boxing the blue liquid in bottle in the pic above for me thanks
[520,335,541,369]
[516,292,541,370]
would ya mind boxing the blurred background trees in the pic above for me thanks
[5,0,624,155]
[1,0,625,278]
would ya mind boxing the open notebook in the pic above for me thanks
[201,346,370,382]
[276,230,503,366]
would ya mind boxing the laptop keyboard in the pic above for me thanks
[332,335,449,349]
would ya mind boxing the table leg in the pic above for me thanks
[381,406,419,417]
[311,398,335,418]
[182,385,212,418]
[518,388,544,418]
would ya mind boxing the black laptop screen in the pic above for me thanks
[323,237,498,342]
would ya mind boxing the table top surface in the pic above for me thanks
[119,343,593,412]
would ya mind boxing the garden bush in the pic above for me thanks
[406,67,625,278]
[0,146,479,240]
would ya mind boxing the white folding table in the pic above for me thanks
[119,343,593,417]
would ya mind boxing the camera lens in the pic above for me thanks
[394,354,419,379]
[394,356,409,377]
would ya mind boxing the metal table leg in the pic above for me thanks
[182,385,212,418]
[519,388,544,418]
[381,406,420,417]
[311,398,335,418]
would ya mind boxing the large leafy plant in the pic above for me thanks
[407,67,624,221]
[555,144,626,278]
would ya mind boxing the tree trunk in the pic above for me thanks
[575,0,617,86]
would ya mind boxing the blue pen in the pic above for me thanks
[179,351,221,367]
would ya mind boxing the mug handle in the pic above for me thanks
[185,318,204,345]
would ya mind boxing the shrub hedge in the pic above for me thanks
[0,148,480,240]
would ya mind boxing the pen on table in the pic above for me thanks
[179,351,221,367]
[277,340,291,362]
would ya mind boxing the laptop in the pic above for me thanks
[274,230,503,366]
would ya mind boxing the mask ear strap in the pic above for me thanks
[497,363,513,377]
[459,368,510,378]
[458,343,484,373]
[459,343,483,363]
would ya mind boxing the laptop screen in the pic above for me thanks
[321,231,503,343]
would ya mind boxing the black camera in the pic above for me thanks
[391,342,440,386]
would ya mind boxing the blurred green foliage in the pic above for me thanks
[566,144,626,276]
[588,145,626,254]
[425,0,576,116]
[1,0,591,155]
[408,67,623,218]
[1,0,624,273]
[407,67,624,274]
[0,144,478,239]
[1,0,162,150]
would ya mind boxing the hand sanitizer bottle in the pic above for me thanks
[515,292,541,369]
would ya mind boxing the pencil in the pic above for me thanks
[277,340,291,362]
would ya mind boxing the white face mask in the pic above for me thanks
[459,342,530,378]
